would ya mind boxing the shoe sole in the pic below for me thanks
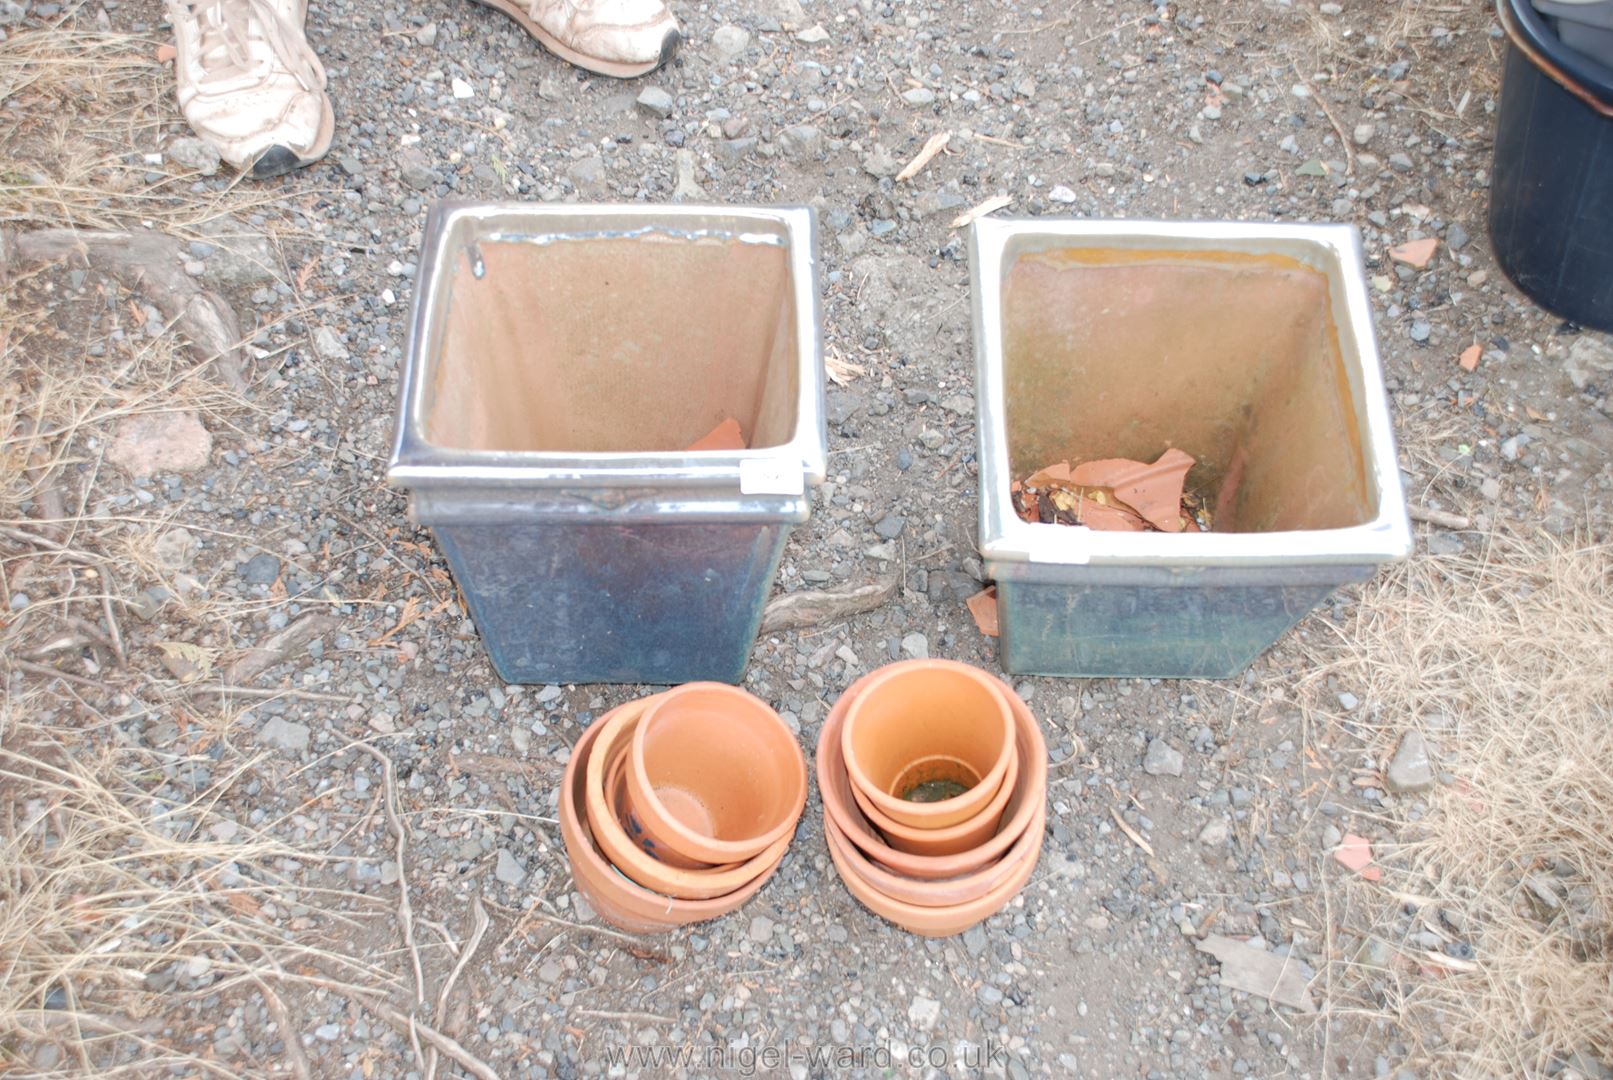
[248,94,336,179]
[467,0,680,78]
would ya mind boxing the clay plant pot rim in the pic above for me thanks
[593,717,794,901]
[586,695,719,872]
[840,659,1016,829]
[817,667,1047,881]
[824,799,1046,909]
[627,682,807,865]
[848,746,1017,855]
[823,805,1041,937]
[560,706,783,932]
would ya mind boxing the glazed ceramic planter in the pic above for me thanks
[818,668,1047,881]
[626,683,807,865]
[849,746,1018,857]
[840,660,1015,830]
[559,708,782,933]
[387,204,828,685]
[970,219,1412,678]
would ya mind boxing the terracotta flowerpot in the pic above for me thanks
[593,731,795,901]
[626,683,807,865]
[559,707,783,934]
[849,745,1018,857]
[823,809,1041,937]
[585,695,710,870]
[823,794,1045,908]
[840,660,1015,830]
[818,669,1047,881]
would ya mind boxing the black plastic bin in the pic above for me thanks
[1489,0,1613,331]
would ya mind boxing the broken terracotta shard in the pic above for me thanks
[1069,448,1196,531]
[686,417,747,452]
[966,586,1000,637]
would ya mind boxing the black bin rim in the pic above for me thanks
[1501,0,1613,116]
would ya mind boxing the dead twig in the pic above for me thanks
[1109,805,1156,857]
[339,736,427,1011]
[252,975,313,1080]
[759,577,897,634]
[366,1002,500,1080]
[1408,504,1471,530]
[424,899,490,1080]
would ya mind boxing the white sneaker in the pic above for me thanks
[469,0,681,79]
[167,0,334,177]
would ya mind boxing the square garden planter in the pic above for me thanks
[388,204,826,685]
[970,219,1411,679]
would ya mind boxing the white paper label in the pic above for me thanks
[739,458,805,496]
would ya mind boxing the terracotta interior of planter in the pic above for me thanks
[636,688,804,845]
[843,665,1012,802]
[425,227,799,453]
[999,246,1374,532]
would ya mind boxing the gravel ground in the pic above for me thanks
[5,0,1613,1074]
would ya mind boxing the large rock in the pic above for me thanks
[108,411,212,477]
[1557,334,1613,392]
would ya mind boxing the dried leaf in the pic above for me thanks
[950,193,1012,229]
[896,130,951,182]
[966,586,999,637]
[1023,461,1072,488]
[759,578,897,634]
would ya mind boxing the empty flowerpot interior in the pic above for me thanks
[1000,245,1374,533]
[423,223,800,453]
[636,689,804,846]
[843,666,1011,803]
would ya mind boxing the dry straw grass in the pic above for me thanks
[0,26,407,1075]
[1305,529,1613,1077]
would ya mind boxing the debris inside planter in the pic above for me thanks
[1012,447,1206,532]
[686,417,747,451]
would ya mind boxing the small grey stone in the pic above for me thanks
[1446,223,1470,251]
[240,552,281,585]
[167,136,221,176]
[397,147,438,190]
[978,984,1004,1005]
[711,23,750,60]
[1409,320,1431,343]
[748,914,775,943]
[862,143,899,178]
[313,326,349,362]
[566,155,607,196]
[908,994,941,1030]
[1352,121,1375,146]
[874,513,906,540]
[495,849,527,886]
[794,23,829,43]
[900,633,928,660]
[1338,691,1360,711]
[414,21,437,45]
[1558,334,1613,391]
[963,925,988,956]
[1386,731,1435,793]
[259,718,310,752]
[1143,738,1184,777]
[1048,184,1077,204]
[902,87,936,106]
[1197,818,1231,846]
[1389,152,1414,172]
[9,592,30,611]
[778,124,821,158]
[314,1023,341,1041]
[636,86,675,118]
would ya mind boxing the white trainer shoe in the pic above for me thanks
[469,0,681,78]
[167,0,335,177]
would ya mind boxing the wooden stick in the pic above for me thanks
[1408,504,1471,530]
[1109,806,1156,858]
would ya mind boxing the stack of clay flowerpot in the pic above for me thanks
[817,659,1047,937]
[559,683,807,934]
